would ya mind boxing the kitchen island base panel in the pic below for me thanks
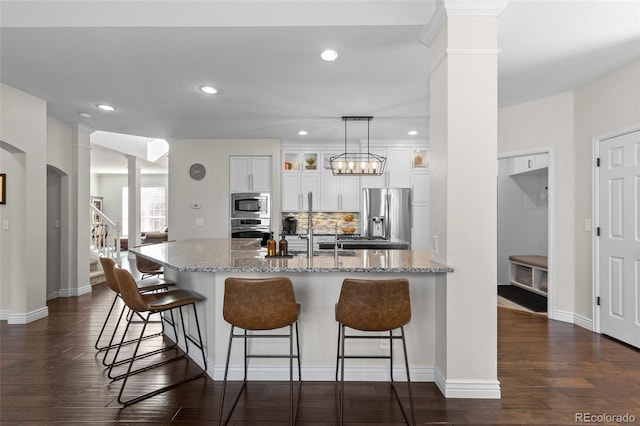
[164,269,437,382]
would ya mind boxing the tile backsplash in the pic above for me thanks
[280,212,360,234]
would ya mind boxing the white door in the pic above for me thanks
[598,129,640,348]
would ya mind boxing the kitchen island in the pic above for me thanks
[131,239,453,389]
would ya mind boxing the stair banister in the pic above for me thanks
[89,203,121,263]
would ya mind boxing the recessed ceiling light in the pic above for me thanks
[79,112,92,119]
[408,130,418,136]
[97,104,115,112]
[199,85,218,95]
[298,130,308,136]
[320,49,338,62]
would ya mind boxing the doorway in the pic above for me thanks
[594,126,640,348]
[497,150,553,316]
[46,166,66,300]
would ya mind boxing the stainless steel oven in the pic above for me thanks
[231,192,271,219]
[230,193,271,238]
[231,218,271,238]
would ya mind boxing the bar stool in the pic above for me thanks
[95,257,175,364]
[133,241,176,279]
[217,277,301,426]
[335,278,416,426]
[110,267,207,406]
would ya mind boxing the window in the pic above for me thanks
[121,187,167,236]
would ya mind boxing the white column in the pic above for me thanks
[126,155,142,253]
[425,0,506,398]
[69,125,92,297]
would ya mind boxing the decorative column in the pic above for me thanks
[69,124,92,296]
[424,0,507,398]
[126,155,142,254]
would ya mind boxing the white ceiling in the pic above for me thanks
[1,1,639,160]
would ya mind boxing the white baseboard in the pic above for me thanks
[58,285,92,298]
[7,306,49,324]
[435,368,501,399]
[553,310,593,331]
[164,322,436,382]
[209,364,435,382]
[0,309,9,321]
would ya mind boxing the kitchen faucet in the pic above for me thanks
[306,192,313,258]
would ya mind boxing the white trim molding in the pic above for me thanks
[7,306,49,324]
[420,0,510,46]
[435,368,501,399]
[210,364,435,382]
[0,309,10,321]
[58,285,92,298]
[443,0,511,16]
[553,310,594,331]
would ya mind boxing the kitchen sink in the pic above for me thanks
[288,250,357,257]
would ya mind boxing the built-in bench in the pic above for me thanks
[509,255,548,296]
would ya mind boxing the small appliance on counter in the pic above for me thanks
[283,216,297,234]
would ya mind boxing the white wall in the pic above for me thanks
[497,159,548,284]
[498,59,640,322]
[47,117,74,300]
[498,91,575,315]
[93,173,169,232]
[0,83,48,322]
[46,167,62,299]
[168,139,280,240]
[573,58,640,318]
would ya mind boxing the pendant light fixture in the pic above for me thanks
[329,116,386,176]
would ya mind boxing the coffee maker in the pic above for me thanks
[283,216,297,234]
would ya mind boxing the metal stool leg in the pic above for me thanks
[400,326,416,426]
[95,293,119,351]
[116,303,207,406]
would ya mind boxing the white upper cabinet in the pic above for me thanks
[230,155,272,193]
[361,148,412,189]
[282,151,320,173]
[509,153,549,176]
[281,145,426,213]
[282,173,320,212]
[320,174,360,212]
[411,169,430,204]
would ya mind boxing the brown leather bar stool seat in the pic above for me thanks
[335,278,416,425]
[133,245,165,279]
[95,257,176,362]
[110,267,207,406]
[217,277,301,426]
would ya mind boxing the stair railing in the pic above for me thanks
[90,203,121,263]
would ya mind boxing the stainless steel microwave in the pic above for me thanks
[231,192,271,219]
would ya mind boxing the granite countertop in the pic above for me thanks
[130,239,453,274]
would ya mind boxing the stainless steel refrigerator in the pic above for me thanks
[362,188,412,246]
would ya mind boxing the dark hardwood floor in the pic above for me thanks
[2,277,639,425]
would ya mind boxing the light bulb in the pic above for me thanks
[348,161,354,171]
[338,161,344,170]
[372,161,378,171]
[360,162,366,171]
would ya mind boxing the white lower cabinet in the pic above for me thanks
[509,258,548,295]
